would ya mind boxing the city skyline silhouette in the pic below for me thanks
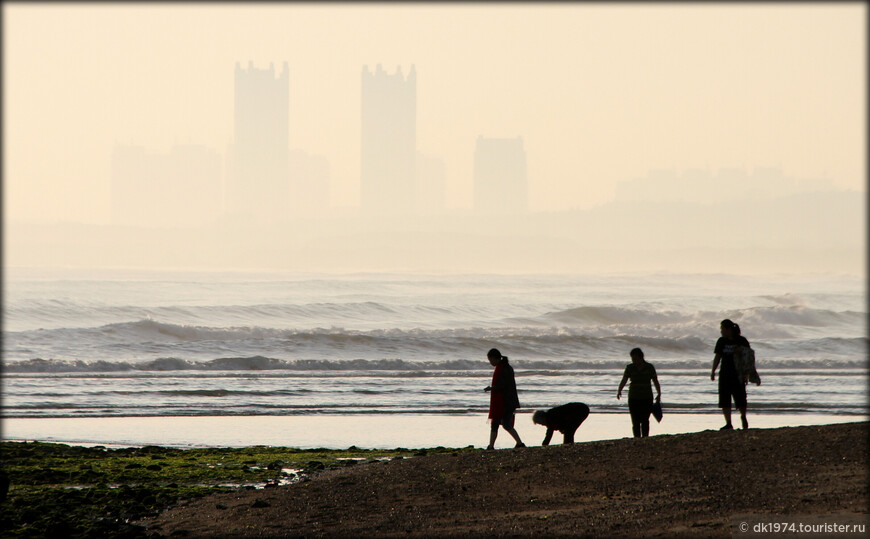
[5,3,864,274]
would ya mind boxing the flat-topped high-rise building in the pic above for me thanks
[227,61,289,222]
[473,136,528,214]
[360,64,416,215]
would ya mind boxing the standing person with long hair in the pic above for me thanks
[484,348,525,450]
[617,347,661,438]
[712,318,749,430]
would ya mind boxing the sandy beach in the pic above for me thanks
[141,421,869,537]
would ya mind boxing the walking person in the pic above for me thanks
[712,319,749,430]
[484,348,525,450]
[532,402,590,445]
[617,347,661,437]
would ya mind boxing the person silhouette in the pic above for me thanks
[532,402,590,445]
[712,319,749,429]
[484,348,525,450]
[617,347,661,437]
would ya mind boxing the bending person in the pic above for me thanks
[532,402,590,445]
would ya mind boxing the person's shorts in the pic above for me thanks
[628,398,653,423]
[492,410,516,429]
[719,374,747,408]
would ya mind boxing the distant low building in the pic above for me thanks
[614,166,835,203]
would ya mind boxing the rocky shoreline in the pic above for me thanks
[1,442,462,538]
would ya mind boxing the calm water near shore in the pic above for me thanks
[4,413,867,450]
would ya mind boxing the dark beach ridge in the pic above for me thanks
[140,422,869,537]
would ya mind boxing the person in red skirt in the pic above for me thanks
[484,348,526,450]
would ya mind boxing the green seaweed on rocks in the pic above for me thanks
[0,441,473,538]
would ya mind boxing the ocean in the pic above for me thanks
[2,268,867,447]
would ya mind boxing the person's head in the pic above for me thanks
[720,319,735,338]
[630,347,645,366]
[487,348,506,366]
[532,410,548,426]
[733,323,741,336]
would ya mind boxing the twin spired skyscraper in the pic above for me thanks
[230,61,418,219]
[229,61,525,219]
[361,64,417,215]
[227,61,290,222]
[115,61,525,226]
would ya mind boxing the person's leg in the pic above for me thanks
[734,383,748,429]
[719,379,734,429]
[501,411,524,447]
[563,424,578,444]
[578,406,590,427]
[628,399,642,438]
[641,399,652,437]
[504,426,524,447]
[721,407,733,429]
[487,422,498,449]
[571,408,588,443]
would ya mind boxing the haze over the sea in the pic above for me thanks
[4,3,864,275]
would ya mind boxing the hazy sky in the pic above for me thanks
[4,2,866,224]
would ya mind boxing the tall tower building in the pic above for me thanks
[473,136,528,214]
[228,61,289,222]
[360,64,416,215]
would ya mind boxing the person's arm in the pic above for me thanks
[617,373,629,399]
[712,353,721,381]
[653,371,661,401]
[485,365,501,392]
[542,428,554,446]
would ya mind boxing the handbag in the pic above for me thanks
[651,398,663,422]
